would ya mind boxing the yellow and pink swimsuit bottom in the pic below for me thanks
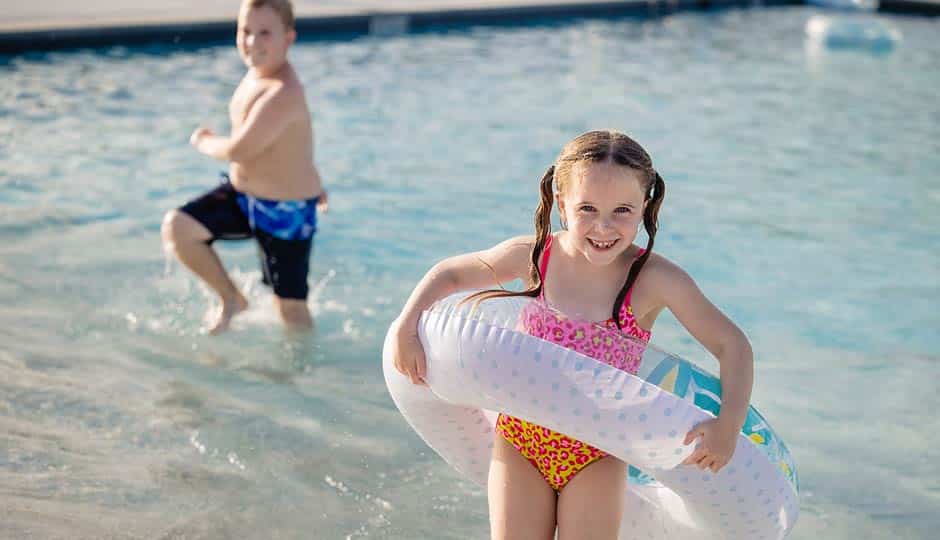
[495,299,651,491]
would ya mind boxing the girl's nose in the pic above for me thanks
[595,218,613,231]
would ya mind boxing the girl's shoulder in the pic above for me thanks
[481,234,536,279]
[635,250,700,305]
[636,250,695,288]
[494,234,537,256]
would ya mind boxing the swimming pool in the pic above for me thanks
[1,6,938,539]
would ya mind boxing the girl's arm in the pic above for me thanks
[391,236,534,384]
[650,258,754,471]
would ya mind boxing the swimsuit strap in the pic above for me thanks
[539,238,649,331]
[537,235,554,299]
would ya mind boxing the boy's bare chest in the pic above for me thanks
[229,82,270,126]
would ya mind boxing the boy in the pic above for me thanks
[162,0,327,334]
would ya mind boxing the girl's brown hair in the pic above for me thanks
[468,130,665,327]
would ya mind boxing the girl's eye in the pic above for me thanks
[579,205,596,212]
[260,30,271,36]
[614,207,632,214]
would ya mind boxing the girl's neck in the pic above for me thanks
[542,232,638,321]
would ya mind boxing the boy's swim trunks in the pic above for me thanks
[179,174,319,300]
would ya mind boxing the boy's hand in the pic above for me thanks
[681,417,738,473]
[317,189,329,213]
[190,127,214,148]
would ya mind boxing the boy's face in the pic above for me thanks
[237,6,296,74]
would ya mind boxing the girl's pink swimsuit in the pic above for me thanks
[495,235,651,491]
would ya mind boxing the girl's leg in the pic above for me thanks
[488,436,557,540]
[556,456,627,540]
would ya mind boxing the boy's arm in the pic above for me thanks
[312,162,328,212]
[191,86,296,162]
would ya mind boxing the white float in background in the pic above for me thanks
[805,14,902,53]
[807,0,878,11]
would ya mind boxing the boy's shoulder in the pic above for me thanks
[240,77,306,124]
[268,74,303,99]
[255,65,306,102]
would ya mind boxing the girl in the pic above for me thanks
[389,130,753,539]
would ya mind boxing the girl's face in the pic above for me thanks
[557,162,648,266]
[237,6,295,75]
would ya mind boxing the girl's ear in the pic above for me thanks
[287,29,297,46]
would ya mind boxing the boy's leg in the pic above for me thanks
[162,210,248,334]
[488,435,557,540]
[255,230,314,331]
[555,456,627,540]
[162,181,252,334]
[273,297,313,331]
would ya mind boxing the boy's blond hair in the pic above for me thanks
[242,0,295,29]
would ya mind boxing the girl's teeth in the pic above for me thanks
[590,239,616,249]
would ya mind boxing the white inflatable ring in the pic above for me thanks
[384,293,799,539]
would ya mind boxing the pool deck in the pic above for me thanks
[1,0,938,53]
[1,1,720,32]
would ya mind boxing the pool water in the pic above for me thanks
[1,6,938,539]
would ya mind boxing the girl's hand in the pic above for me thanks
[391,317,427,386]
[317,189,329,213]
[681,418,739,473]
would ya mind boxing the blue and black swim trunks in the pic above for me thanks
[179,174,319,300]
